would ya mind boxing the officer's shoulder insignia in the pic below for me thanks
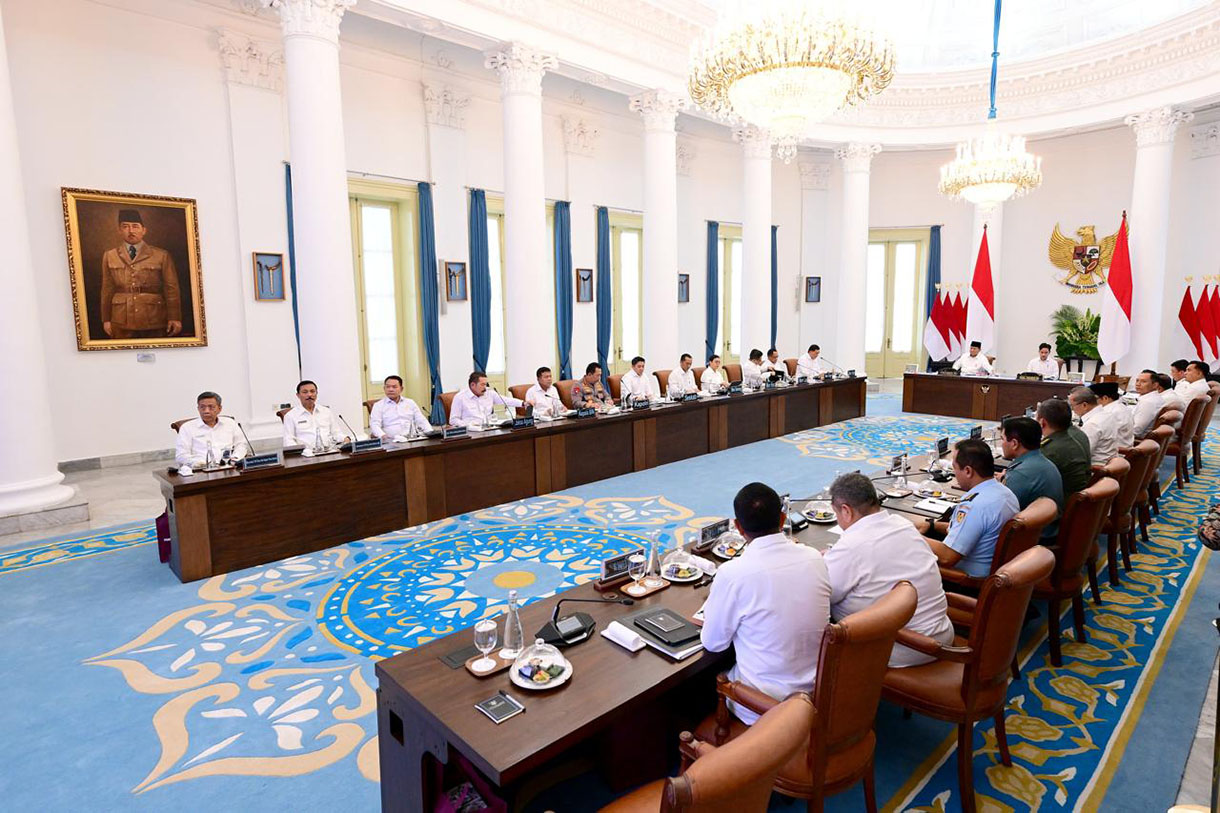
[953,505,971,525]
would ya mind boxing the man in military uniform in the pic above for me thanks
[100,209,182,339]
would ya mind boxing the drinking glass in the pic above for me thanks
[627,553,647,594]
[472,618,498,672]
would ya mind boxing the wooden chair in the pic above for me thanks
[1167,396,1207,489]
[655,369,673,395]
[724,363,742,384]
[1085,457,1128,604]
[1034,478,1120,666]
[939,497,1057,593]
[170,418,192,432]
[600,693,816,813]
[883,547,1056,813]
[1136,424,1174,536]
[784,358,798,377]
[275,407,291,421]
[438,391,457,423]
[693,583,918,813]
[608,373,624,403]
[1155,407,1183,430]
[1189,383,1220,474]
[1100,441,1158,586]
[363,398,378,416]
[555,379,577,409]
[692,366,706,388]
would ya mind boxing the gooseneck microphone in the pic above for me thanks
[551,596,635,622]
[235,420,255,461]
[336,410,358,443]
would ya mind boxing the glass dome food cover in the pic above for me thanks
[513,638,568,686]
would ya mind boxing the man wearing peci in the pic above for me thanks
[449,371,524,428]
[620,356,652,403]
[100,209,183,339]
[572,362,613,409]
[282,380,349,449]
[668,354,698,397]
[369,375,430,439]
[176,391,247,468]
[1026,343,1059,378]
[526,367,565,418]
[953,341,994,376]
[796,344,834,378]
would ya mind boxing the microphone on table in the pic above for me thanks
[235,420,255,467]
[336,411,359,444]
[551,596,634,622]
[536,596,635,647]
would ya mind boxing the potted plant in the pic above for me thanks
[1050,305,1102,380]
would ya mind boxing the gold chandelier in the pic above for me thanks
[688,2,895,162]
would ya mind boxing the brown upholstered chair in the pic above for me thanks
[555,379,577,409]
[508,383,530,402]
[784,358,798,377]
[1035,477,1120,666]
[883,547,1056,813]
[1084,457,1128,604]
[1095,372,1130,390]
[1189,383,1220,474]
[1155,407,1183,430]
[1136,424,1175,537]
[694,583,918,813]
[363,398,378,416]
[608,373,624,403]
[438,391,457,423]
[170,418,192,432]
[1099,440,1159,585]
[692,366,706,388]
[275,407,291,421]
[724,363,742,383]
[655,369,672,396]
[1167,396,1207,488]
[939,497,1057,593]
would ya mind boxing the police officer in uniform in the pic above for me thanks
[100,209,183,339]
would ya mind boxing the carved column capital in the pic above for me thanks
[423,84,470,130]
[483,43,556,96]
[218,29,283,90]
[263,0,354,45]
[628,89,685,133]
[835,143,881,173]
[733,125,772,160]
[1125,107,1194,148]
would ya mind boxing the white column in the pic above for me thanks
[485,44,557,385]
[266,0,363,422]
[835,143,880,374]
[1125,106,1192,372]
[971,202,1002,357]
[0,1,74,515]
[735,125,773,357]
[629,90,684,366]
[797,158,832,351]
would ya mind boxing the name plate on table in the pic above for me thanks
[938,369,961,376]
[698,518,730,551]
[511,415,535,429]
[1016,372,1043,381]
[682,392,700,402]
[970,425,983,440]
[238,451,282,471]
[764,380,778,391]
[575,406,596,419]
[443,426,468,439]
[846,369,857,378]
[594,546,648,591]
[936,436,950,456]
[727,382,743,395]
[345,438,384,455]
[631,400,651,411]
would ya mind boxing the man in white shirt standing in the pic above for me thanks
[1128,370,1164,440]
[449,371,523,428]
[369,375,431,439]
[176,391,247,467]
[1178,360,1212,400]
[282,380,349,450]
[796,344,834,379]
[526,366,565,418]
[668,353,698,397]
[620,356,652,403]
[742,349,767,387]
[823,473,953,667]
[953,341,994,376]
[1026,343,1059,378]
[1069,385,1121,465]
[700,482,830,725]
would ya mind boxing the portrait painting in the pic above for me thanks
[576,268,594,303]
[62,188,206,350]
[444,261,467,302]
[677,273,690,303]
[252,252,285,301]
[805,276,822,303]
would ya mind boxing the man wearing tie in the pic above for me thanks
[1026,343,1059,378]
[449,372,524,428]
[953,341,994,376]
[668,354,698,397]
[100,209,183,339]
[282,380,349,449]
[526,367,565,417]
[176,391,247,467]
[796,344,834,379]
[620,356,652,403]
[369,375,431,439]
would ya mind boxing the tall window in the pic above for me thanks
[486,211,506,377]
[715,224,743,362]
[865,228,928,379]
[359,203,398,383]
[609,212,644,373]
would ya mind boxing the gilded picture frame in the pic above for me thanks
[62,187,207,350]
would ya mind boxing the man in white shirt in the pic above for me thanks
[953,341,994,376]
[176,391,247,467]
[1178,361,1212,400]
[823,473,953,667]
[700,482,831,725]
[796,344,834,379]
[1069,385,1120,465]
[701,355,727,393]
[449,371,523,428]
[1026,343,1059,378]
[369,375,431,439]
[1093,382,1135,448]
[668,354,698,397]
[761,348,783,377]
[1156,372,1186,423]
[1128,370,1164,440]
[282,380,349,450]
[620,356,652,403]
[742,349,767,387]
[526,366,565,418]
[1170,359,1189,388]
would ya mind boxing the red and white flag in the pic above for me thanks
[1198,284,1220,362]
[965,227,995,354]
[1178,286,1205,360]
[923,292,952,361]
[950,291,966,358]
[1098,213,1133,365]
[1209,286,1220,361]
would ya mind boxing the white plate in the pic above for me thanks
[662,566,702,583]
[510,658,573,691]
[803,500,837,524]
[712,540,744,560]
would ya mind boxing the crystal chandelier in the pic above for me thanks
[688,1,895,162]
[938,0,1041,207]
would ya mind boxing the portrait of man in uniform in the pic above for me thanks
[62,188,206,350]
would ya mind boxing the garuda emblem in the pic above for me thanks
[1048,224,1118,294]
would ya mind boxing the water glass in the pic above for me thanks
[472,618,498,672]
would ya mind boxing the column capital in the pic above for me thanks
[798,160,831,191]
[562,115,600,157]
[1124,107,1194,148]
[835,142,881,173]
[676,140,695,176]
[733,125,772,160]
[483,43,556,96]
[423,84,470,130]
[217,29,283,91]
[628,89,685,133]
[263,0,354,45]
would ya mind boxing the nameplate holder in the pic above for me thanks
[696,518,730,552]
[938,369,961,376]
[727,382,743,395]
[764,380,778,391]
[443,426,468,439]
[631,400,651,411]
[1016,372,1043,381]
[682,392,700,402]
[595,547,647,592]
[239,451,282,472]
[346,438,384,455]
[970,425,983,440]
[511,416,535,430]
[575,406,597,419]
[846,369,857,378]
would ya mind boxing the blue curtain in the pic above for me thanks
[468,189,491,373]
[284,163,301,373]
[924,225,942,371]
[553,201,574,379]
[705,222,719,363]
[769,225,779,350]
[596,206,612,386]
[418,182,445,423]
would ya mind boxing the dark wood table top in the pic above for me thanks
[903,372,1077,389]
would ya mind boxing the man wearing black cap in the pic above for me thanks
[952,340,993,376]
[1093,381,1135,448]
[99,209,182,339]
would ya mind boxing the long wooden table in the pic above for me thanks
[154,377,866,582]
[374,451,965,812]
[902,372,1075,421]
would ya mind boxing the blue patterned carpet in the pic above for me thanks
[0,397,1215,812]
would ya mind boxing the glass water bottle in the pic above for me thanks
[500,589,525,659]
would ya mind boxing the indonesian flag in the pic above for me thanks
[923,293,952,361]
[950,292,966,358]
[1098,213,1132,365]
[1210,286,1220,361]
[1179,286,1205,360]
[965,228,996,354]
[1199,284,1220,362]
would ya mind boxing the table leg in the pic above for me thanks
[378,688,450,813]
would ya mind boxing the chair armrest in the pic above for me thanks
[715,676,779,716]
[677,731,716,766]
[945,592,978,613]
[939,566,982,588]
[894,628,973,664]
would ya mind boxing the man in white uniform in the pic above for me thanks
[449,371,523,428]
[761,348,783,377]
[742,349,767,387]
[1155,373,1186,423]
[701,355,727,393]
[796,344,834,379]
[1178,361,1212,400]
[1170,359,1189,388]
[369,375,431,439]
[1128,370,1164,440]
[282,380,349,449]
[176,391,247,467]
[1026,343,1059,378]
[1069,386,1121,465]
[700,482,830,725]
[953,341,994,376]
[1093,382,1135,448]
[619,356,652,403]
[823,473,953,667]
[526,366,565,418]
[668,354,698,397]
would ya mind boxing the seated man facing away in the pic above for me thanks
[700,482,831,725]
[999,416,1064,540]
[913,439,1018,579]
[620,356,652,403]
[572,362,613,409]
[823,473,953,666]
[526,366,564,418]
[282,380,349,449]
[1026,342,1059,378]
[701,355,727,393]
[668,353,698,397]
[742,349,767,387]
[1128,369,1164,440]
[176,391,247,467]
[1093,382,1134,448]
[1036,397,1092,497]
[1156,372,1186,422]
[369,375,430,439]
[1069,385,1120,465]
[449,371,524,428]
[796,344,834,378]
[953,341,993,376]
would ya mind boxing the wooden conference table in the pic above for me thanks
[902,372,1075,421]
[375,451,967,813]
[154,376,866,583]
